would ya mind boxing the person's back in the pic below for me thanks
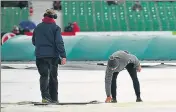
[108,50,140,72]
[32,11,65,58]
[34,20,57,57]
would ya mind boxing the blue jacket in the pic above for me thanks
[32,17,66,58]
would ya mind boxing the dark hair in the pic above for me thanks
[43,13,57,19]
[43,9,58,19]
[108,56,119,69]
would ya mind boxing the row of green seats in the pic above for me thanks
[62,1,176,31]
[1,7,29,32]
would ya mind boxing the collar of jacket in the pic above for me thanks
[42,17,55,23]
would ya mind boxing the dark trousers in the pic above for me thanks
[36,57,59,102]
[111,63,141,100]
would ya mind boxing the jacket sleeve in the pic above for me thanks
[32,29,35,46]
[105,68,113,97]
[55,26,66,58]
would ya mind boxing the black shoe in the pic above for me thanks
[111,98,117,103]
[136,97,143,102]
[52,100,59,104]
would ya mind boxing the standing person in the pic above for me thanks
[105,50,142,103]
[32,9,66,103]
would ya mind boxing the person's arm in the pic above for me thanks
[32,29,35,46]
[105,68,114,102]
[55,26,66,58]
[130,55,141,72]
[105,68,113,97]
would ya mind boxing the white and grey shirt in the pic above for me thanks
[105,50,140,97]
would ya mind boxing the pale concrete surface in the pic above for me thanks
[1,64,176,112]
[30,1,63,30]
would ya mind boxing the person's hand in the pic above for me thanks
[105,96,112,103]
[61,58,66,65]
[137,65,141,72]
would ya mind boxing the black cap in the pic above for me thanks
[107,56,119,69]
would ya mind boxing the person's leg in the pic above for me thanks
[49,58,59,102]
[111,72,119,102]
[36,58,52,102]
[126,63,142,102]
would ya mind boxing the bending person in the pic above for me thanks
[105,50,142,103]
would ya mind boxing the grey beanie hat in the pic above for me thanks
[108,56,119,69]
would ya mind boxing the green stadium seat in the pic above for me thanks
[149,2,161,31]
[62,1,71,27]
[101,1,112,31]
[110,5,120,31]
[86,1,95,31]
[77,1,88,31]
[4,7,13,32]
[169,2,176,30]
[126,2,136,31]
[62,1,176,31]
[157,2,169,30]
[141,2,153,31]
[174,2,176,18]
[136,12,145,31]
[1,7,6,32]
[70,1,78,23]
[118,3,127,31]
[1,7,29,32]
[13,7,20,25]
[94,1,104,31]
[20,7,29,21]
